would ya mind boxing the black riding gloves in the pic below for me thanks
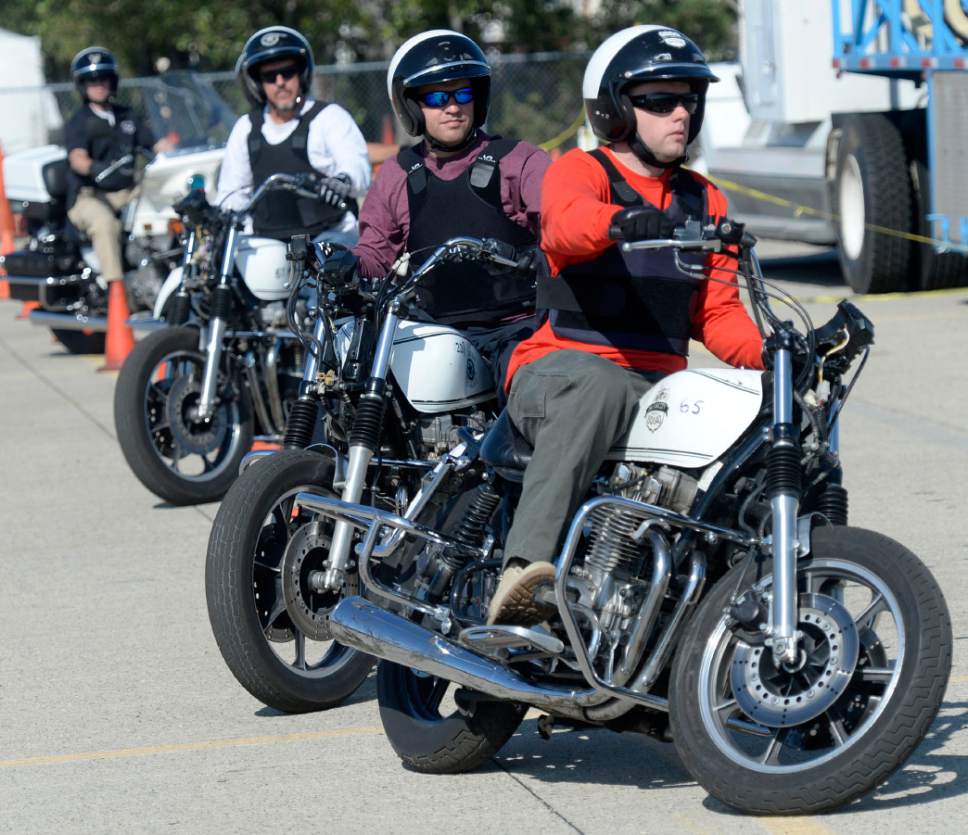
[610,205,675,241]
[318,173,352,208]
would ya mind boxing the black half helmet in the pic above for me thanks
[236,26,315,106]
[71,47,120,97]
[583,25,719,146]
[387,30,491,136]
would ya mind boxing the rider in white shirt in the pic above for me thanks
[215,26,370,247]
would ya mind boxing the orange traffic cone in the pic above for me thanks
[16,300,40,319]
[0,142,16,301]
[250,440,283,452]
[98,280,135,371]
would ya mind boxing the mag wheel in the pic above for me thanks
[113,326,252,505]
[670,526,951,814]
[206,449,373,713]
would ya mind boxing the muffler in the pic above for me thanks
[329,596,644,714]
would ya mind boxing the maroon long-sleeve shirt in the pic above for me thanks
[353,132,550,278]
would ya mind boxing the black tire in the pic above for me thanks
[670,526,951,815]
[51,327,106,355]
[206,448,374,713]
[831,114,913,294]
[113,326,253,505]
[377,660,525,774]
[909,159,968,290]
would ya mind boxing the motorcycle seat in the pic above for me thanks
[480,410,532,482]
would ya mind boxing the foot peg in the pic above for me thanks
[458,624,564,660]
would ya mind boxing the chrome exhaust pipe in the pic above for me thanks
[328,597,667,715]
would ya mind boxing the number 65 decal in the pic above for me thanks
[679,399,704,415]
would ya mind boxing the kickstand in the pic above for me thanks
[537,714,554,740]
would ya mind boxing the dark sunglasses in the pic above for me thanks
[259,64,300,84]
[418,87,474,108]
[628,92,700,115]
[83,73,113,85]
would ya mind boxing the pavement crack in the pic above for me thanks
[492,757,586,834]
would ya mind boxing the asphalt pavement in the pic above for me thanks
[1,246,967,834]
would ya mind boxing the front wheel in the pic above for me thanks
[206,449,373,713]
[113,326,253,505]
[670,526,951,814]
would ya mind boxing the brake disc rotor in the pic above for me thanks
[281,521,355,640]
[730,592,860,728]
[166,374,226,455]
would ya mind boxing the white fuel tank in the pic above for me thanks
[607,368,763,468]
[335,319,495,413]
[234,236,290,301]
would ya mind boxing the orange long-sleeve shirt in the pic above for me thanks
[505,147,764,386]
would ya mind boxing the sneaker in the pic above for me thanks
[486,559,557,627]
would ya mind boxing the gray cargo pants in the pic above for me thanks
[503,349,662,566]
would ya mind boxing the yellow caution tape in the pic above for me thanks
[704,172,968,254]
[539,110,586,152]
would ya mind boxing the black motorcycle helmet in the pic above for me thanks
[236,26,315,107]
[583,25,719,168]
[387,30,490,150]
[71,47,120,99]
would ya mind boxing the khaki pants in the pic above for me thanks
[67,187,135,282]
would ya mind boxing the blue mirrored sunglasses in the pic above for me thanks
[418,87,474,108]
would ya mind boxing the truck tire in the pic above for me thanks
[831,114,913,294]
[909,159,968,290]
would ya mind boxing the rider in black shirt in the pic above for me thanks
[64,47,174,283]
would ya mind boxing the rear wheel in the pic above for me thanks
[831,114,913,294]
[377,661,525,773]
[670,526,951,814]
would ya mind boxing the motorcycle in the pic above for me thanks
[112,172,358,505]
[0,143,223,353]
[204,235,524,712]
[232,230,951,813]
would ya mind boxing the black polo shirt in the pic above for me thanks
[64,104,156,207]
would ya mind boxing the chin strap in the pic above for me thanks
[629,133,687,170]
[425,127,480,154]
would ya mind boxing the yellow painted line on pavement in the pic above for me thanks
[0,725,384,769]
[759,819,837,835]
[805,286,968,305]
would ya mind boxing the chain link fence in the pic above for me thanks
[0,51,589,155]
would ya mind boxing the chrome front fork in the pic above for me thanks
[197,224,240,420]
[319,303,401,591]
[769,338,801,666]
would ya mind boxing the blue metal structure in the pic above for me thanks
[832,0,968,76]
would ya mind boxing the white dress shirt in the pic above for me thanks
[215,98,370,236]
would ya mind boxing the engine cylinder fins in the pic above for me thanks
[816,483,849,526]
[729,592,860,728]
[584,506,650,576]
[284,399,319,449]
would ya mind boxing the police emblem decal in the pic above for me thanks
[260,33,281,47]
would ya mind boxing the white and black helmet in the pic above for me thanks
[583,25,718,152]
[71,47,120,97]
[236,26,315,106]
[387,30,491,137]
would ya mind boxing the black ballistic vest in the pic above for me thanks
[247,102,355,240]
[401,138,536,327]
[536,149,710,356]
